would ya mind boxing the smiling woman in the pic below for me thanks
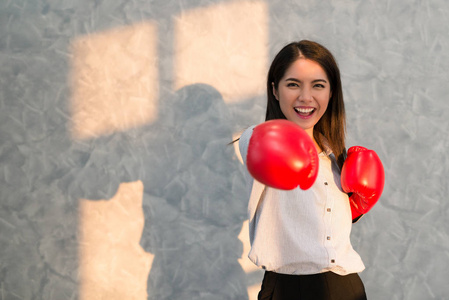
[238,40,369,300]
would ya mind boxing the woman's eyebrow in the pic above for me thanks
[285,78,328,83]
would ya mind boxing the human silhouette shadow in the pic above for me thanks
[140,84,248,299]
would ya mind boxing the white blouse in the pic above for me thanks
[239,125,365,276]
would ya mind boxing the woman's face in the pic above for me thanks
[273,58,331,138]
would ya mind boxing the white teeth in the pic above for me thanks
[294,107,314,113]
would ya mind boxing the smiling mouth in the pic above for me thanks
[294,107,315,117]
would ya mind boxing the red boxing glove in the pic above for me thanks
[246,119,319,190]
[341,146,385,220]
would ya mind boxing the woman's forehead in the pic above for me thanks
[283,58,329,81]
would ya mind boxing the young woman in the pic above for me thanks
[238,40,383,299]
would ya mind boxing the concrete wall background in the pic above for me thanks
[1,0,448,299]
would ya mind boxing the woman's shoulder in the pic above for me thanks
[240,125,256,140]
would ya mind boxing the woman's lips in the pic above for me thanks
[294,107,316,119]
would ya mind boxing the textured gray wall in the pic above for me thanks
[1,0,448,299]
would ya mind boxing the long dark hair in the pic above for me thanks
[266,40,347,169]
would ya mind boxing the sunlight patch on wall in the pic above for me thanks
[238,219,263,300]
[79,181,154,300]
[70,22,158,140]
[238,220,260,275]
[174,0,268,103]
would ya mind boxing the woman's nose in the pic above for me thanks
[298,87,312,102]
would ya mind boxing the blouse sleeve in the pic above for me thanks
[238,125,267,238]
[238,125,256,165]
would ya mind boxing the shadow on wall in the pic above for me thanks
[140,84,248,300]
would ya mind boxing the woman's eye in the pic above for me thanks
[287,83,299,87]
[314,84,325,88]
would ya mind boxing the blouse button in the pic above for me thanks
[324,182,328,185]
[327,208,331,212]
[331,259,335,263]
[327,236,331,240]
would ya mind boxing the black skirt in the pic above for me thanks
[258,271,367,300]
